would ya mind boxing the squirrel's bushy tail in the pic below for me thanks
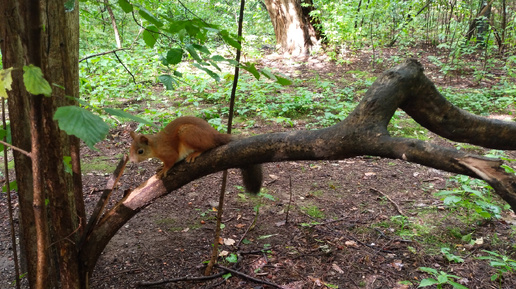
[240,164,263,194]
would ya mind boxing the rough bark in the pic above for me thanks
[0,0,84,288]
[80,59,516,276]
[262,0,321,55]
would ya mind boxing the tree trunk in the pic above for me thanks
[465,0,495,44]
[262,0,321,55]
[0,0,85,288]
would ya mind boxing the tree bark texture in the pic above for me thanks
[262,0,320,55]
[0,0,84,288]
[81,59,516,277]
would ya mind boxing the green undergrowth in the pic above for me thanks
[369,168,516,288]
[80,54,515,136]
[80,155,120,174]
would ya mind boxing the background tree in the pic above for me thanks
[262,0,322,55]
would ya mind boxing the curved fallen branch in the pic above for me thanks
[80,59,516,275]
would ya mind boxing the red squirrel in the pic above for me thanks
[129,116,262,194]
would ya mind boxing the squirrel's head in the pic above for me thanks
[129,131,152,163]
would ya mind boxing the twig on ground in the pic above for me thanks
[236,210,257,248]
[137,272,226,287]
[369,188,405,216]
[285,175,293,224]
[374,227,412,243]
[215,264,284,289]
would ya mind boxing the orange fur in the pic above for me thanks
[129,116,231,177]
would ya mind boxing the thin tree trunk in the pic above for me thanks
[105,0,122,48]
[354,0,363,29]
[500,0,507,53]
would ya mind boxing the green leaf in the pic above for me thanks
[276,75,292,85]
[441,247,464,263]
[117,0,133,13]
[418,267,438,275]
[192,63,220,82]
[0,67,14,98]
[208,60,221,71]
[443,195,462,205]
[219,30,241,50]
[211,55,226,62]
[418,278,439,287]
[225,253,238,263]
[185,44,202,63]
[166,20,186,34]
[242,63,260,79]
[437,274,449,283]
[158,75,178,90]
[166,48,183,65]
[260,68,277,81]
[192,44,210,54]
[260,193,275,201]
[143,26,159,48]
[103,108,157,127]
[448,281,470,289]
[138,7,163,27]
[184,22,200,37]
[23,65,52,96]
[489,261,508,267]
[222,273,232,280]
[434,190,456,197]
[53,106,109,150]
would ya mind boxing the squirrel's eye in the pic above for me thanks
[137,149,144,155]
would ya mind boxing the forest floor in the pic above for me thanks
[1,48,516,289]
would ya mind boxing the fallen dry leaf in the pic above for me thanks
[345,240,359,248]
[308,276,323,286]
[223,238,236,246]
[275,220,286,227]
[281,280,305,289]
[391,260,404,271]
[332,263,344,274]
[392,283,410,289]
